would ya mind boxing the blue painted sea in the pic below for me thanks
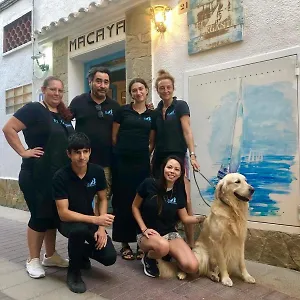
[201,155,296,217]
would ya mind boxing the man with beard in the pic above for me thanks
[69,67,120,206]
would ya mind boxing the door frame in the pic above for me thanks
[84,50,126,93]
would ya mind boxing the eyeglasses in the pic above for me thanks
[95,104,103,119]
[47,87,64,94]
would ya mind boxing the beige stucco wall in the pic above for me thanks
[125,1,152,103]
[53,38,69,104]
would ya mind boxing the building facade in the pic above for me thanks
[0,0,300,269]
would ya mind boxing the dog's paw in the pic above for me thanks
[243,274,255,284]
[209,272,220,282]
[177,271,187,280]
[221,277,233,287]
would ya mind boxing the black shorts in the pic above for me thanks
[19,169,57,232]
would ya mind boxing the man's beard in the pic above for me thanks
[92,89,106,100]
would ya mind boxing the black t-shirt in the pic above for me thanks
[137,178,186,236]
[154,97,190,155]
[114,104,155,155]
[14,102,74,170]
[69,93,120,167]
[53,163,107,216]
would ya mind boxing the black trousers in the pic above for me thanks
[59,222,117,270]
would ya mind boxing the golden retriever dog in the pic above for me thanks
[158,173,256,287]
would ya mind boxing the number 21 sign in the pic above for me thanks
[178,0,189,14]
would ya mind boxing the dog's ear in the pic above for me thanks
[216,180,224,200]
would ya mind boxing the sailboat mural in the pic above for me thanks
[217,78,244,179]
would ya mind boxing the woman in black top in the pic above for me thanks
[132,156,204,278]
[152,69,201,248]
[2,76,74,279]
[112,78,155,260]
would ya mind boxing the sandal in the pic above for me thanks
[136,246,144,260]
[120,246,135,260]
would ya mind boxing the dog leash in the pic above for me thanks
[192,169,216,208]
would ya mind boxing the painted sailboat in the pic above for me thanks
[204,0,231,38]
[247,149,264,163]
[217,78,244,178]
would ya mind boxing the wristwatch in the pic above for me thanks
[190,152,196,158]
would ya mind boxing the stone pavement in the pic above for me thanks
[0,206,299,300]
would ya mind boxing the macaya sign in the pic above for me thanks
[69,19,125,52]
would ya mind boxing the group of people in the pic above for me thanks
[2,67,204,294]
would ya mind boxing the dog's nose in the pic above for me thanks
[249,186,255,195]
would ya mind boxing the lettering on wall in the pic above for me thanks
[69,19,126,56]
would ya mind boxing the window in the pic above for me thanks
[5,84,32,114]
[3,11,31,53]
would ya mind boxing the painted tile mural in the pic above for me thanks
[188,0,244,55]
[201,80,298,217]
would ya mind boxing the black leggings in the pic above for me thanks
[59,222,117,270]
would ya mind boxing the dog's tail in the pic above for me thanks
[193,242,209,275]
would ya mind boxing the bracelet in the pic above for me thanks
[142,228,148,233]
[190,152,197,158]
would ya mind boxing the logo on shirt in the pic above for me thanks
[167,110,175,116]
[53,119,73,127]
[143,116,151,122]
[87,178,96,188]
[166,197,177,205]
[104,109,113,116]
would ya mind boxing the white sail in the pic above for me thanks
[229,78,243,173]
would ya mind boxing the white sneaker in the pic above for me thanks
[26,258,45,279]
[42,251,69,268]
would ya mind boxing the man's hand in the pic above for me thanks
[94,227,107,250]
[93,214,114,226]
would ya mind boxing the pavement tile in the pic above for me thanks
[0,268,31,290]
[172,281,203,296]
[246,284,274,298]
[2,276,65,300]
[33,286,99,300]
[262,291,291,300]
[185,287,215,299]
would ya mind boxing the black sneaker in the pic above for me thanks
[67,268,86,294]
[80,257,91,270]
[141,255,159,278]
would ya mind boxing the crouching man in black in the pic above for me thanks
[53,132,117,293]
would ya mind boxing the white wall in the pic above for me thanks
[34,0,97,30]
[0,0,33,179]
[151,0,300,103]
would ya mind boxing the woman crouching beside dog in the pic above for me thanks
[132,155,205,278]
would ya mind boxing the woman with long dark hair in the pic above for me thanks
[112,78,155,260]
[132,156,204,278]
[2,76,73,278]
